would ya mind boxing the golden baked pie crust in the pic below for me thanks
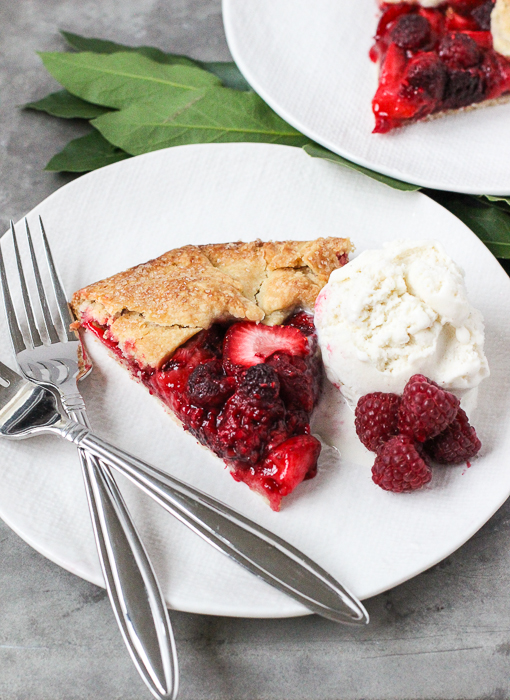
[71,237,352,369]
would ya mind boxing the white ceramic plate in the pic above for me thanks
[0,143,509,618]
[223,0,510,194]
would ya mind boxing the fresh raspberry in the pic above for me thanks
[355,392,401,453]
[391,14,432,51]
[398,375,460,442]
[425,408,482,464]
[439,32,481,69]
[372,435,432,493]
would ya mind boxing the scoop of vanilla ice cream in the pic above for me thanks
[314,240,489,405]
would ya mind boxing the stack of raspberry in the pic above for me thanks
[354,375,482,493]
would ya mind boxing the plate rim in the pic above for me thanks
[1,142,510,618]
[222,0,510,196]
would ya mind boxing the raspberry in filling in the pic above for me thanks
[370,0,510,132]
[83,312,322,511]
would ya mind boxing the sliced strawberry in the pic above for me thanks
[463,30,493,49]
[231,434,321,511]
[223,322,309,374]
[418,7,445,37]
[378,42,408,90]
[373,43,415,132]
[262,435,321,500]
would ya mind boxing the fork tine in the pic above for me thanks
[0,360,22,386]
[11,221,43,349]
[0,225,27,354]
[39,216,75,342]
[25,218,60,345]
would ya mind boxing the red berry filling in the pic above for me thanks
[84,311,322,511]
[371,0,510,132]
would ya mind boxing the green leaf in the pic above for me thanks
[425,190,510,259]
[60,30,198,67]
[38,51,221,109]
[92,90,310,154]
[24,89,110,119]
[479,194,510,216]
[199,62,251,91]
[469,196,510,221]
[60,31,251,90]
[303,143,421,191]
[485,195,510,204]
[45,129,130,172]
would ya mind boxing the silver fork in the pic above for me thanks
[0,216,369,627]
[0,218,178,700]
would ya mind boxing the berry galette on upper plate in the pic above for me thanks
[71,237,352,511]
[370,0,510,132]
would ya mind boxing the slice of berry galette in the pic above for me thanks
[71,238,352,511]
[370,0,510,133]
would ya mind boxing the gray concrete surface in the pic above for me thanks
[1,1,510,698]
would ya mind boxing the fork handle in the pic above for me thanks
[69,411,178,700]
[68,427,368,626]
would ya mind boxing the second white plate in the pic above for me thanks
[223,0,510,194]
[0,143,509,618]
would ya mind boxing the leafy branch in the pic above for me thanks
[23,31,510,261]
